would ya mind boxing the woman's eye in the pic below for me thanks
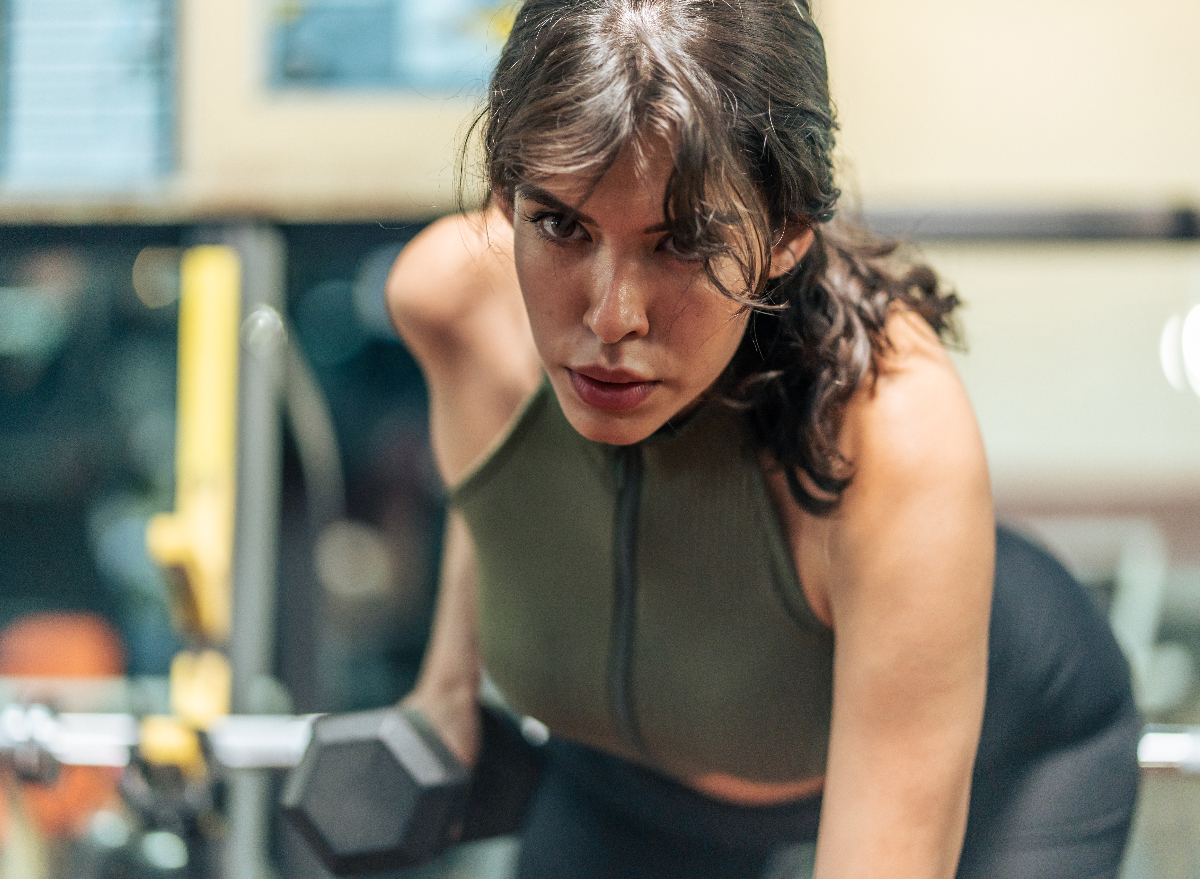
[660,235,702,262]
[530,212,586,243]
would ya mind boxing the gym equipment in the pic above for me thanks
[141,232,291,879]
[0,694,548,875]
[10,691,1200,873]
[0,702,312,780]
[1138,725,1200,771]
[282,701,548,876]
[9,696,1200,782]
[146,244,242,647]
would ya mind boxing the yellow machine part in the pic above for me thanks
[139,716,206,779]
[146,246,241,646]
[143,245,243,772]
[169,649,232,729]
[135,650,231,777]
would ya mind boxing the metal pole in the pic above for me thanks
[210,223,288,879]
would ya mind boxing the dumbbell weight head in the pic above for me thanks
[281,706,469,876]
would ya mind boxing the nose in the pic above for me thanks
[584,258,650,345]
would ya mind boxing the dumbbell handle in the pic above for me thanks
[0,703,313,771]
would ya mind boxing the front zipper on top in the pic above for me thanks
[609,444,645,753]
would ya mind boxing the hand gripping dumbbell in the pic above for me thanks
[281,702,548,876]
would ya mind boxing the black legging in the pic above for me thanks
[513,528,1141,879]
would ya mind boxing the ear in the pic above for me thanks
[768,221,815,279]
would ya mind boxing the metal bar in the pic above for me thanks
[283,337,346,531]
[860,206,1200,242]
[214,223,288,717]
[222,223,289,879]
[0,675,170,714]
[7,703,1200,775]
[1138,725,1200,772]
[0,705,312,771]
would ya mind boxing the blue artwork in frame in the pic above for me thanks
[268,0,516,93]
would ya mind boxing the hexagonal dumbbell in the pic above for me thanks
[281,703,546,876]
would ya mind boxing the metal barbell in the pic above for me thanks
[4,702,1200,777]
[0,703,312,777]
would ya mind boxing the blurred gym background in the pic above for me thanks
[0,0,1197,876]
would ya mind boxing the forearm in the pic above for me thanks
[812,713,976,879]
[404,510,482,766]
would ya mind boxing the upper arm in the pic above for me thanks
[386,210,512,367]
[385,209,542,483]
[813,315,993,879]
[405,510,484,766]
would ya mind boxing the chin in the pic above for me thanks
[551,386,662,446]
[571,418,655,447]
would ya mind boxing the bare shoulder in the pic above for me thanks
[763,310,992,630]
[385,208,541,485]
[828,306,994,609]
[841,308,987,492]
[386,209,522,357]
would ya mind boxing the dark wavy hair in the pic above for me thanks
[469,0,960,514]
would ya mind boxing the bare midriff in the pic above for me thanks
[688,772,825,806]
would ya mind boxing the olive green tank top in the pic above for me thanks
[448,379,834,784]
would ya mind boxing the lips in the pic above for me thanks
[568,366,658,412]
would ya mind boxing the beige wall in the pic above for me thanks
[817,0,1200,209]
[929,242,1200,505]
[162,0,1200,218]
[173,0,479,220]
[2,0,1196,221]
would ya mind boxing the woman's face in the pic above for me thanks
[508,137,807,446]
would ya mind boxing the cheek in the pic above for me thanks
[701,309,750,372]
[513,237,551,309]
[514,247,576,352]
[512,235,538,297]
[660,287,749,359]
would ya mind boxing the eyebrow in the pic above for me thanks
[515,183,670,235]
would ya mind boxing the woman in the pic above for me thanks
[386,1,1140,877]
